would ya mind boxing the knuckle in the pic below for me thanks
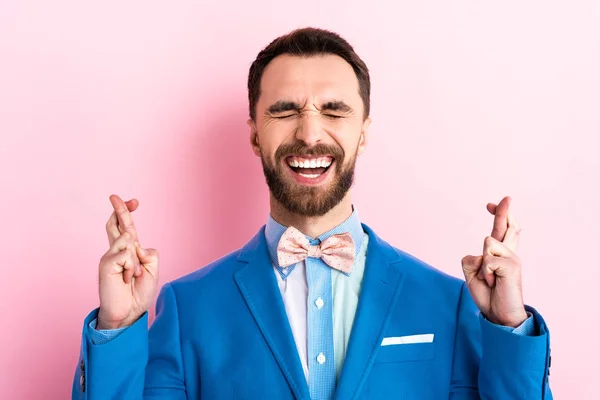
[108,242,121,254]
[484,236,495,246]
[123,253,136,269]
[482,254,494,265]
[125,245,137,257]
[461,255,475,266]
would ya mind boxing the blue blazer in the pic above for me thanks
[73,224,552,399]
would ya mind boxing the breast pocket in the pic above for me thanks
[375,342,436,363]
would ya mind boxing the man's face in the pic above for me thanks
[249,54,371,217]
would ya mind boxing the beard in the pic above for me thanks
[260,142,357,217]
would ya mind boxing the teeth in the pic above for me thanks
[299,173,320,178]
[288,158,333,169]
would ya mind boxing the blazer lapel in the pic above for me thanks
[234,227,310,400]
[334,224,406,400]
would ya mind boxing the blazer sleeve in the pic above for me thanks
[450,283,553,400]
[72,283,187,399]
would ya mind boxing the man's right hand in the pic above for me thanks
[97,194,159,330]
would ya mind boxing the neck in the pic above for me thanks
[269,193,354,238]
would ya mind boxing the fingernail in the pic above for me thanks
[134,241,140,248]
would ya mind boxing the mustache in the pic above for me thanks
[274,142,345,163]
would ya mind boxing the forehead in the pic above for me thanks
[258,54,362,108]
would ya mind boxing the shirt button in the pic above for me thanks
[317,352,326,364]
[315,297,324,309]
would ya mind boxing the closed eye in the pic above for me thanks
[273,114,297,119]
[324,114,344,119]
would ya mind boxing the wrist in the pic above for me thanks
[96,320,131,330]
[97,310,139,330]
[486,309,528,328]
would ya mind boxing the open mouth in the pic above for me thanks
[285,156,334,181]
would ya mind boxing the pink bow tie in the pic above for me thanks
[277,226,356,274]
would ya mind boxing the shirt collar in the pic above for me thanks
[264,207,365,279]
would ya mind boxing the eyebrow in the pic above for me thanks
[320,101,353,113]
[266,100,353,114]
[267,101,302,114]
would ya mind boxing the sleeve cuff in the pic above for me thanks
[88,318,129,345]
[493,312,536,336]
[478,306,551,397]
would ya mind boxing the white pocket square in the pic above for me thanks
[381,334,434,346]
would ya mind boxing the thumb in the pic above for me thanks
[135,242,147,257]
[461,255,483,283]
[135,245,159,282]
[135,244,151,261]
[134,242,155,263]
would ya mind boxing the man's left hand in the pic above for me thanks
[461,196,528,328]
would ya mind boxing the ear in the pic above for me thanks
[248,119,261,157]
[357,117,371,156]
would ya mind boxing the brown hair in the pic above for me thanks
[247,27,370,121]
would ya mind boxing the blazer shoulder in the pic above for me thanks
[163,227,267,304]
[363,224,465,292]
[169,248,243,290]
[388,242,465,292]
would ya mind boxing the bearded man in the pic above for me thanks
[72,28,552,400]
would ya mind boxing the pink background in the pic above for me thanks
[1,1,598,398]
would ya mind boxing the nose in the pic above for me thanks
[295,111,325,147]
